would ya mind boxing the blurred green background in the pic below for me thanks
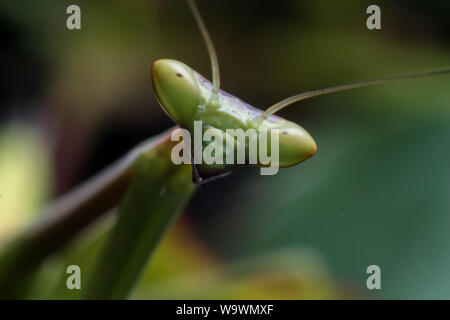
[1,0,450,299]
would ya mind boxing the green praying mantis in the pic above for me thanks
[1,0,450,299]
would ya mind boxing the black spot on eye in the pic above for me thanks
[176,73,183,77]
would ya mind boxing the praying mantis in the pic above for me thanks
[0,0,449,299]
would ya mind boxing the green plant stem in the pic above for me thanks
[0,128,178,299]
[84,139,195,299]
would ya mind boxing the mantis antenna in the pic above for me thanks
[186,0,220,96]
[261,68,450,119]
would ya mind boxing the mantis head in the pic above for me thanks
[152,57,318,180]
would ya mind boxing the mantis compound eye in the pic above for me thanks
[152,59,201,127]
[273,120,317,167]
